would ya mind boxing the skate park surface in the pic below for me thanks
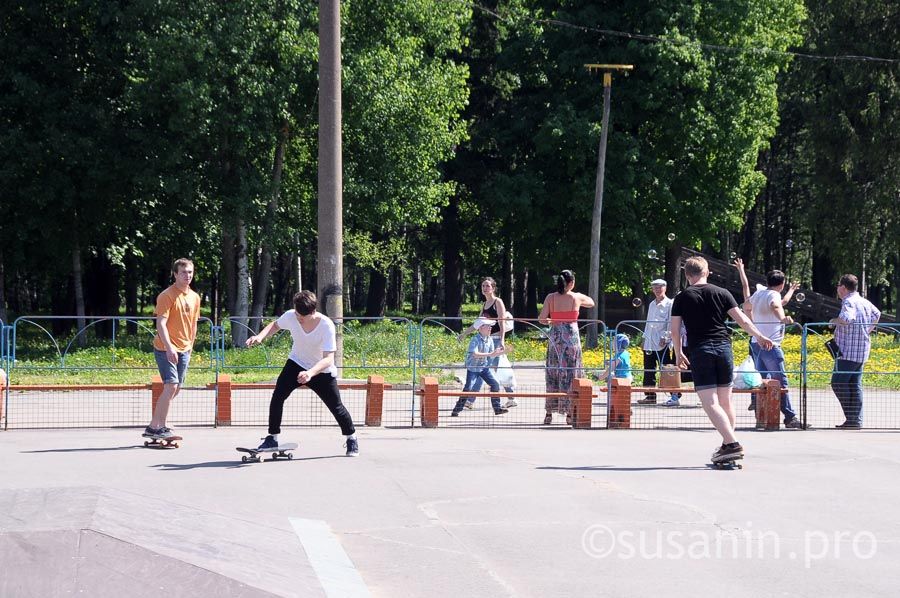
[1,425,898,597]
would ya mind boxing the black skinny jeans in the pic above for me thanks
[268,359,355,436]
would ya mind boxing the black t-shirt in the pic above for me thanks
[671,284,738,348]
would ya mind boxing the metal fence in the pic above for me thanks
[802,322,900,430]
[418,317,609,428]
[2,315,898,431]
[4,316,217,429]
[219,316,417,427]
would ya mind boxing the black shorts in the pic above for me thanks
[689,344,734,390]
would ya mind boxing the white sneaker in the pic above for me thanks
[504,399,518,408]
[664,397,680,407]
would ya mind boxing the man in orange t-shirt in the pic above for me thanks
[143,258,201,440]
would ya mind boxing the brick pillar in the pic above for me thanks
[757,379,781,431]
[0,367,6,423]
[570,378,593,428]
[608,378,632,429]
[420,376,439,428]
[216,374,232,426]
[151,375,164,416]
[365,375,385,427]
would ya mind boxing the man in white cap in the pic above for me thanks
[637,279,680,406]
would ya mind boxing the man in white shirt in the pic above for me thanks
[748,270,803,429]
[638,279,680,406]
[246,290,359,456]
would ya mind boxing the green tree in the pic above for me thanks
[342,0,470,317]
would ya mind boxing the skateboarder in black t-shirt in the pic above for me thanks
[671,257,773,464]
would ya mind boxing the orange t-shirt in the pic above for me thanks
[152,285,201,352]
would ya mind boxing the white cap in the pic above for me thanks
[473,318,496,329]
[650,279,667,286]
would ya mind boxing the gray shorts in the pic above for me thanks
[154,350,192,385]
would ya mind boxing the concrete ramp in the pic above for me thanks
[0,487,324,598]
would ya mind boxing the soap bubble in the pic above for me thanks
[647,249,658,260]
[729,252,737,260]
[632,297,643,308]
[785,239,794,249]
[795,292,805,303]
[667,232,676,241]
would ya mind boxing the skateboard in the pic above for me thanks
[708,454,744,470]
[236,442,298,463]
[143,436,183,449]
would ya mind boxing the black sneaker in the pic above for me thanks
[747,402,756,411]
[494,407,509,415]
[257,435,278,450]
[785,418,806,429]
[450,411,460,417]
[345,437,359,457]
[835,422,861,429]
[142,426,162,439]
[711,442,744,463]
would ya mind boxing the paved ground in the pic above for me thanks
[2,425,899,597]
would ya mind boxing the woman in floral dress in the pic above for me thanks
[537,270,595,424]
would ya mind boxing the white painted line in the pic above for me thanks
[289,517,371,598]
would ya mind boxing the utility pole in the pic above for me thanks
[585,63,633,348]
[318,0,343,366]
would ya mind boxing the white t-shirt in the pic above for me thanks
[749,288,784,345]
[643,297,673,350]
[276,310,338,377]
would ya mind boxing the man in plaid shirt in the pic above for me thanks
[830,274,881,429]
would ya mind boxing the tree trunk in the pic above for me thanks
[0,252,7,323]
[513,267,527,326]
[597,271,606,324]
[222,227,237,316]
[231,219,250,346]
[426,272,439,314]
[811,237,835,296]
[352,266,366,315]
[386,265,400,311]
[664,244,681,294]
[412,260,423,314]
[631,280,644,321]
[271,251,293,314]
[124,248,138,335]
[250,121,289,329]
[72,242,87,347]
[501,242,513,309]
[525,268,538,319]
[442,197,463,330]
[365,268,387,318]
[209,271,219,326]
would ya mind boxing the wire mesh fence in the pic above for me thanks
[2,315,897,431]
[220,316,416,428]
[419,317,608,428]
[803,322,900,430]
[3,316,217,430]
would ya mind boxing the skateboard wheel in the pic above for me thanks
[144,441,150,447]
[242,456,248,463]
[287,453,293,460]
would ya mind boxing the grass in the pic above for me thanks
[3,317,899,389]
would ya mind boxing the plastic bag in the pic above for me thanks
[493,353,516,389]
[502,311,514,333]
[733,355,763,389]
